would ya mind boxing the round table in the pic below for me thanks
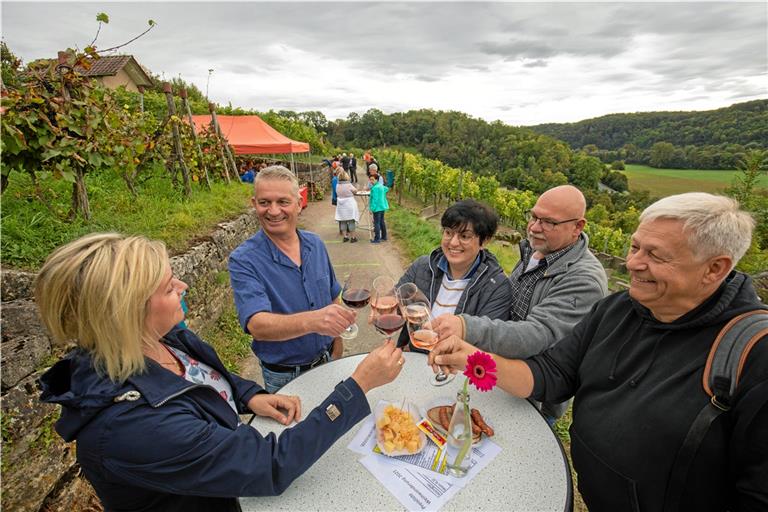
[240,352,572,511]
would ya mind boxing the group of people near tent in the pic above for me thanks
[329,153,390,244]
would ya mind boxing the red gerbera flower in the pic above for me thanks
[463,351,497,392]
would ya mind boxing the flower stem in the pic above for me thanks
[452,378,472,472]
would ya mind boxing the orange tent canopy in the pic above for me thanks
[191,115,310,155]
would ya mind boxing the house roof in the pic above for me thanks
[78,55,153,88]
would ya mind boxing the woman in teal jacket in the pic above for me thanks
[368,173,389,243]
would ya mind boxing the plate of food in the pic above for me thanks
[374,401,427,457]
[426,404,494,444]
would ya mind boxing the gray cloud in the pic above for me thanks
[2,2,766,124]
[523,59,548,69]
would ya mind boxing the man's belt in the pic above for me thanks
[261,349,330,374]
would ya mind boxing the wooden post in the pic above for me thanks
[137,85,145,113]
[210,102,238,179]
[397,151,405,205]
[180,88,211,189]
[163,82,192,197]
[56,51,72,102]
[208,102,234,183]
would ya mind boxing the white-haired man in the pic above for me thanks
[229,166,355,393]
[430,192,767,511]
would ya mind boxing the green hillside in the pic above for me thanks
[530,100,768,150]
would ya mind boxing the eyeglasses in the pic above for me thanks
[442,228,478,244]
[524,210,580,232]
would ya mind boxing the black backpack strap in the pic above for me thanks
[664,310,768,512]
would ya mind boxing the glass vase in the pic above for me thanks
[446,389,472,477]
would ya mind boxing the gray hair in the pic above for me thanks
[254,165,299,197]
[639,192,754,266]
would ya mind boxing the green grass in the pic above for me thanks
[1,170,253,269]
[198,304,253,373]
[621,164,768,196]
[387,204,443,261]
[486,241,521,273]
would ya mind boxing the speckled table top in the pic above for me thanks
[241,352,570,511]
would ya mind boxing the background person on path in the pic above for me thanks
[433,185,608,422]
[330,167,339,206]
[341,153,350,173]
[229,166,355,393]
[396,199,511,351]
[36,232,404,512]
[349,153,358,183]
[429,193,767,512]
[368,173,389,244]
[334,170,359,243]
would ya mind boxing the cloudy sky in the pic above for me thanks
[3,1,766,125]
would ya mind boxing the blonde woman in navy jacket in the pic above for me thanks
[37,233,404,512]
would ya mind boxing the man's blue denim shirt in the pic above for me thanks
[229,229,342,366]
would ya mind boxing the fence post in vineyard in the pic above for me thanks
[137,85,145,113]
[209,103,234,183]
[163,82,192,197]
[397,151,405,205]
[56,51,91,220]
[211,103,239,180]
[180,88,211,189]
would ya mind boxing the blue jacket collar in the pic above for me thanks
[38,327,238,441]
[436,252,482,280]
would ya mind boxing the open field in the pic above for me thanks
[621,164,768,196]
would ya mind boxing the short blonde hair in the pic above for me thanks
[338,170,350,181]
[254,165,299,197]
[34,233,168,382]
[639,192,754,266]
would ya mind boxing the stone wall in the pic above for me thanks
[0,211,259,512]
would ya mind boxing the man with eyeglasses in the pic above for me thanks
[434,185,607,423]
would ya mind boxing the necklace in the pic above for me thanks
[150,343,184,376]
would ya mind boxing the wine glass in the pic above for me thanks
[397,282,430,308]
[340,272,370,339]
[371,276,405,341]
[404,302,456,386]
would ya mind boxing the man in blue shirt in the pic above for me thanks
[229,165,356,393]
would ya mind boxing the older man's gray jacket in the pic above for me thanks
[462,233,608,417]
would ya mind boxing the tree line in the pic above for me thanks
[531,100,768,170]
[322,106,765,273]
